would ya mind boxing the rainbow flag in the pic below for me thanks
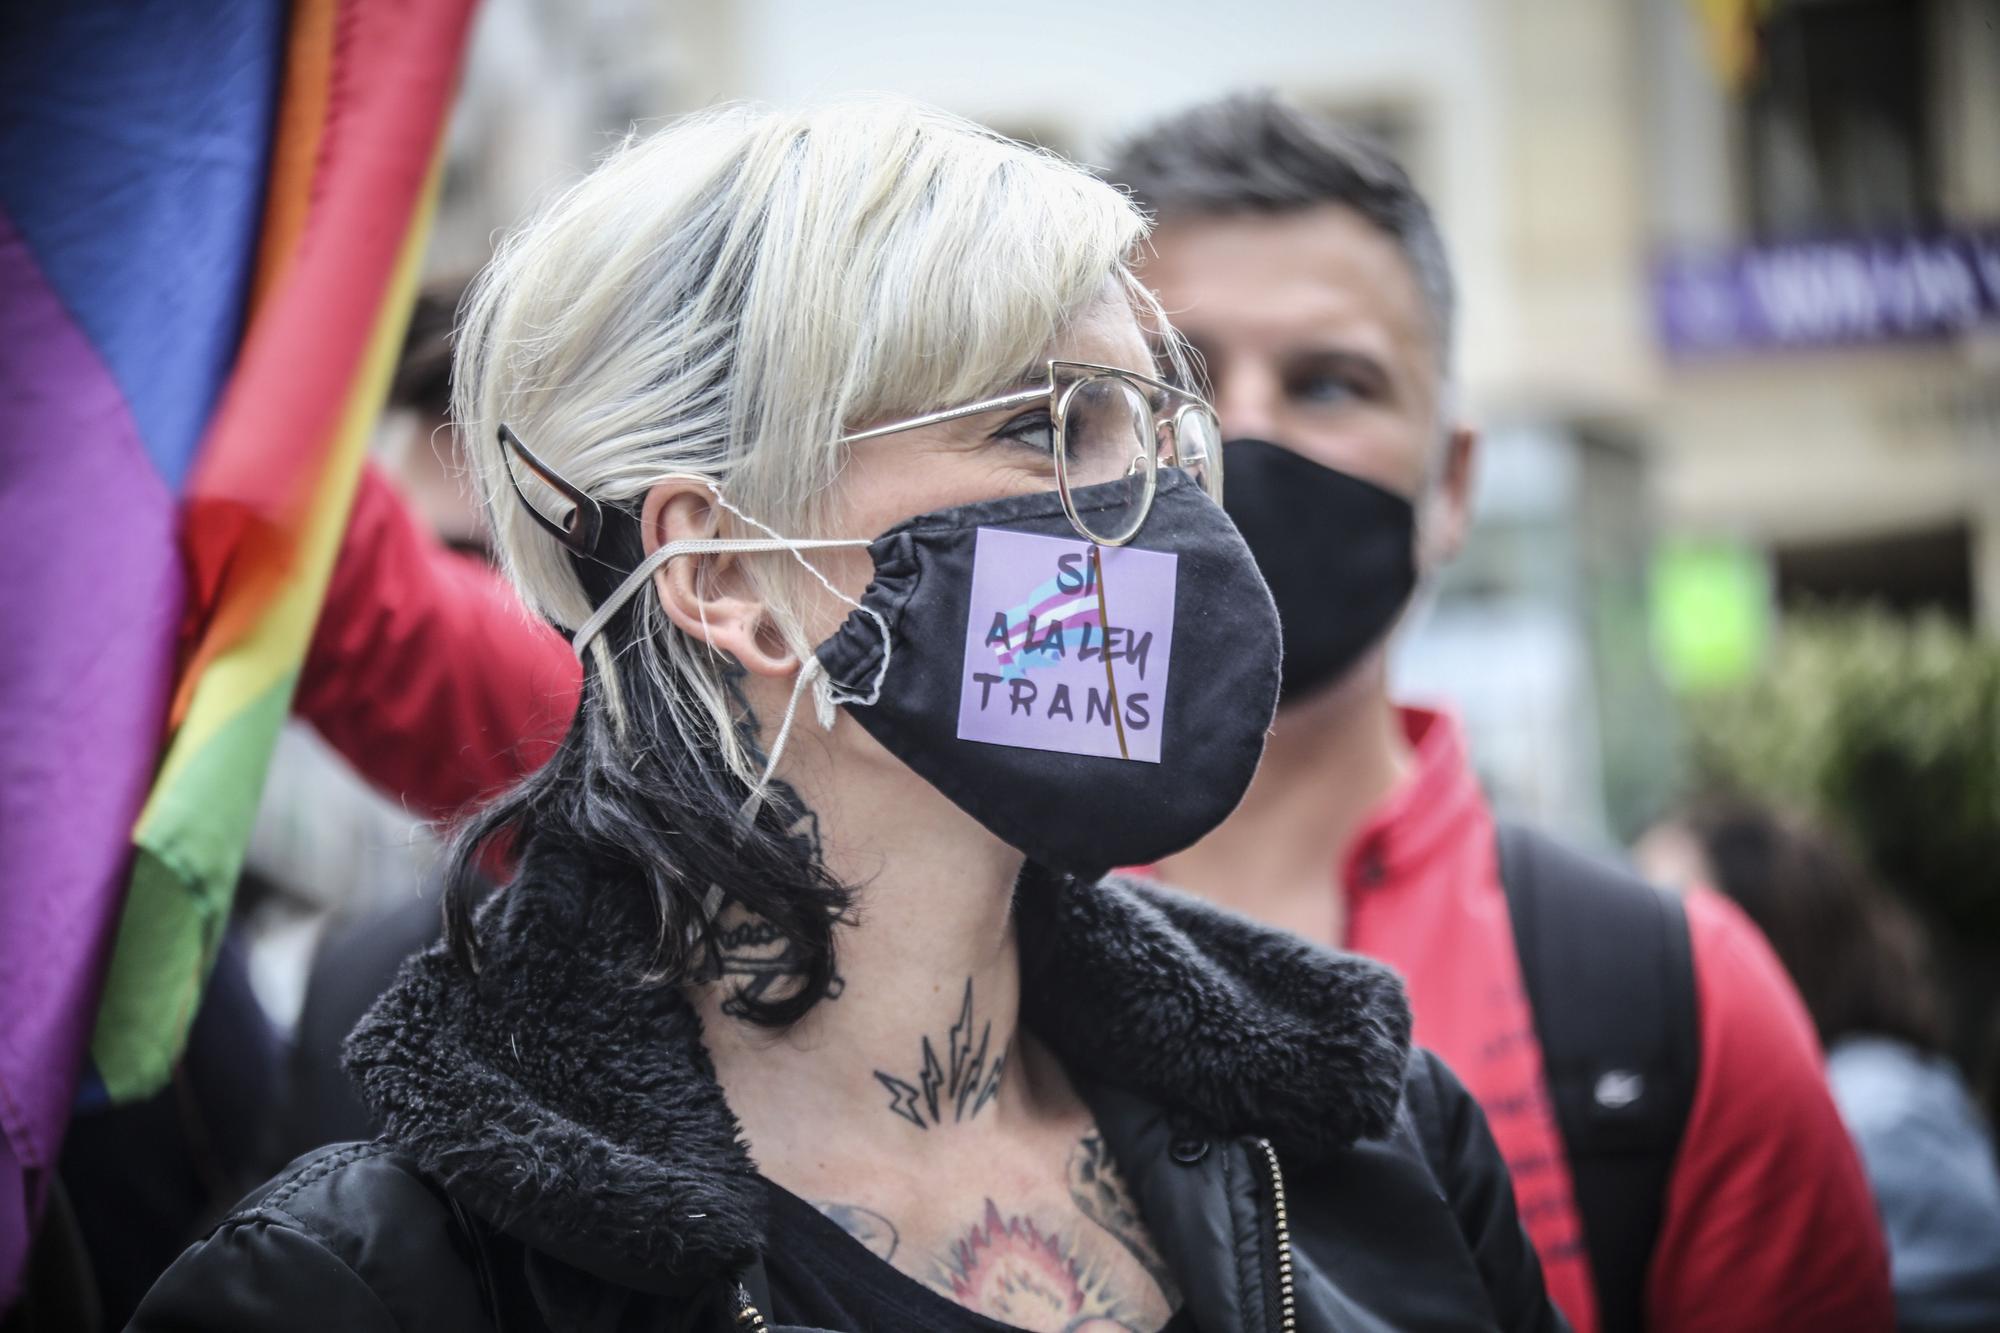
[0,0,477,1303]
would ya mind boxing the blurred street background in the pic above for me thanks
[404,0,2000,1049]
[430,0,2000,825]
[7,2,1999,1324]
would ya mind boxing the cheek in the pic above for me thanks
[789,545,878,646]
[822,545,879,612]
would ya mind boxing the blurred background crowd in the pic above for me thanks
[6,0,1999,1328]
[395,0,2000,1115]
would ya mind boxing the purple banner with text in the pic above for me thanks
[1654,229,2000,355]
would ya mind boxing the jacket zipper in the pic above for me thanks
[732,1281,768,1331]
[1254,1137,1298,1332]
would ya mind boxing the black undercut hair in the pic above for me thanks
[1106,92,1456,371]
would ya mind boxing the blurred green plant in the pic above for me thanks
[1684,608,2000,941]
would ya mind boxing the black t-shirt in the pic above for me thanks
[760,1180,1198,1333]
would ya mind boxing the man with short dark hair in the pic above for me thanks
[1113,94,1891,1333]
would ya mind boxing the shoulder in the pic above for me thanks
[1680,886,1824,1079]
[1395,1049,1567,1333]
[131,1141,491,1332]
[233,1139,464,1243]
[1397,1048,1490,1186]
[1395,1049,1518,1235]
[1398,1046,1456,1131]
[1674,886,1862,1192]
[1648,890,1894,1328]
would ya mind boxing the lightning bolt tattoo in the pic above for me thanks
[873,978,1007,1129]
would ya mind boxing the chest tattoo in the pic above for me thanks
[935,1199,1155,1332]
[1068,1133,1179,1303]
[813,1131,1178,1332]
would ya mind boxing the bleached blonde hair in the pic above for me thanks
[453,97,1171,785]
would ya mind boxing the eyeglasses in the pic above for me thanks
[497,362,1223,559]
[841,360,1222,546]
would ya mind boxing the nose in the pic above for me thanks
[1211,359,1283,442]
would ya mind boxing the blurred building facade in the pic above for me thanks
[427,0,2000,842]
[1643,0,2000,620]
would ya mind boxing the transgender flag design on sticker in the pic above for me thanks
[956,527,1178,763]
[987,581,1104,679]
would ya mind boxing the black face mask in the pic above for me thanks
[1221,438,1418,704]
[816,470,1281,877]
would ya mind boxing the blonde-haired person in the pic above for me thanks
[133,100,1563,1333]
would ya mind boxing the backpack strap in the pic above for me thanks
[1495,822,1699,1333]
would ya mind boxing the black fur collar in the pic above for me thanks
[343,861,1411,1293]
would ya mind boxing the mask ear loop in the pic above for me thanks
[565,478,895,822]
[699,485,893,710]
[697,485,895,823]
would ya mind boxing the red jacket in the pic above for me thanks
[298,471,1892,1329]
[1344,708,1890,1332]
[296,463,577,821]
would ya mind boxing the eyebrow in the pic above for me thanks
[1284,346,1394,391]
[1285,343,1386,371]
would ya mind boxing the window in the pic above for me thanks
[1773,522,1974,622]
[1743,0,1937,238]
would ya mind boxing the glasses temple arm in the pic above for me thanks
[839,386,1049,443]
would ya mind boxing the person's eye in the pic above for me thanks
[992,410,1055,454]
[1291,373,1364,407]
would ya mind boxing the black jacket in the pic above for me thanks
[131,862,1565,1332]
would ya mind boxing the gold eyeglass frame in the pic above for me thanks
[839,360,1222,546]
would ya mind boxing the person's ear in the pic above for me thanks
[640,479,796,678]
[1419,425,1478,570]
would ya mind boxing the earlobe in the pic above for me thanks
[639,479,797,678]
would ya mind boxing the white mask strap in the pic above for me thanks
[696,484,893,710]
[568,481,896,818]
[571,534,866,662]
[736,655,827,825]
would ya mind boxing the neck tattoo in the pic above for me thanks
[711,784,845,1018]
[707,664,845,1018]
[873,977,1006,1129]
